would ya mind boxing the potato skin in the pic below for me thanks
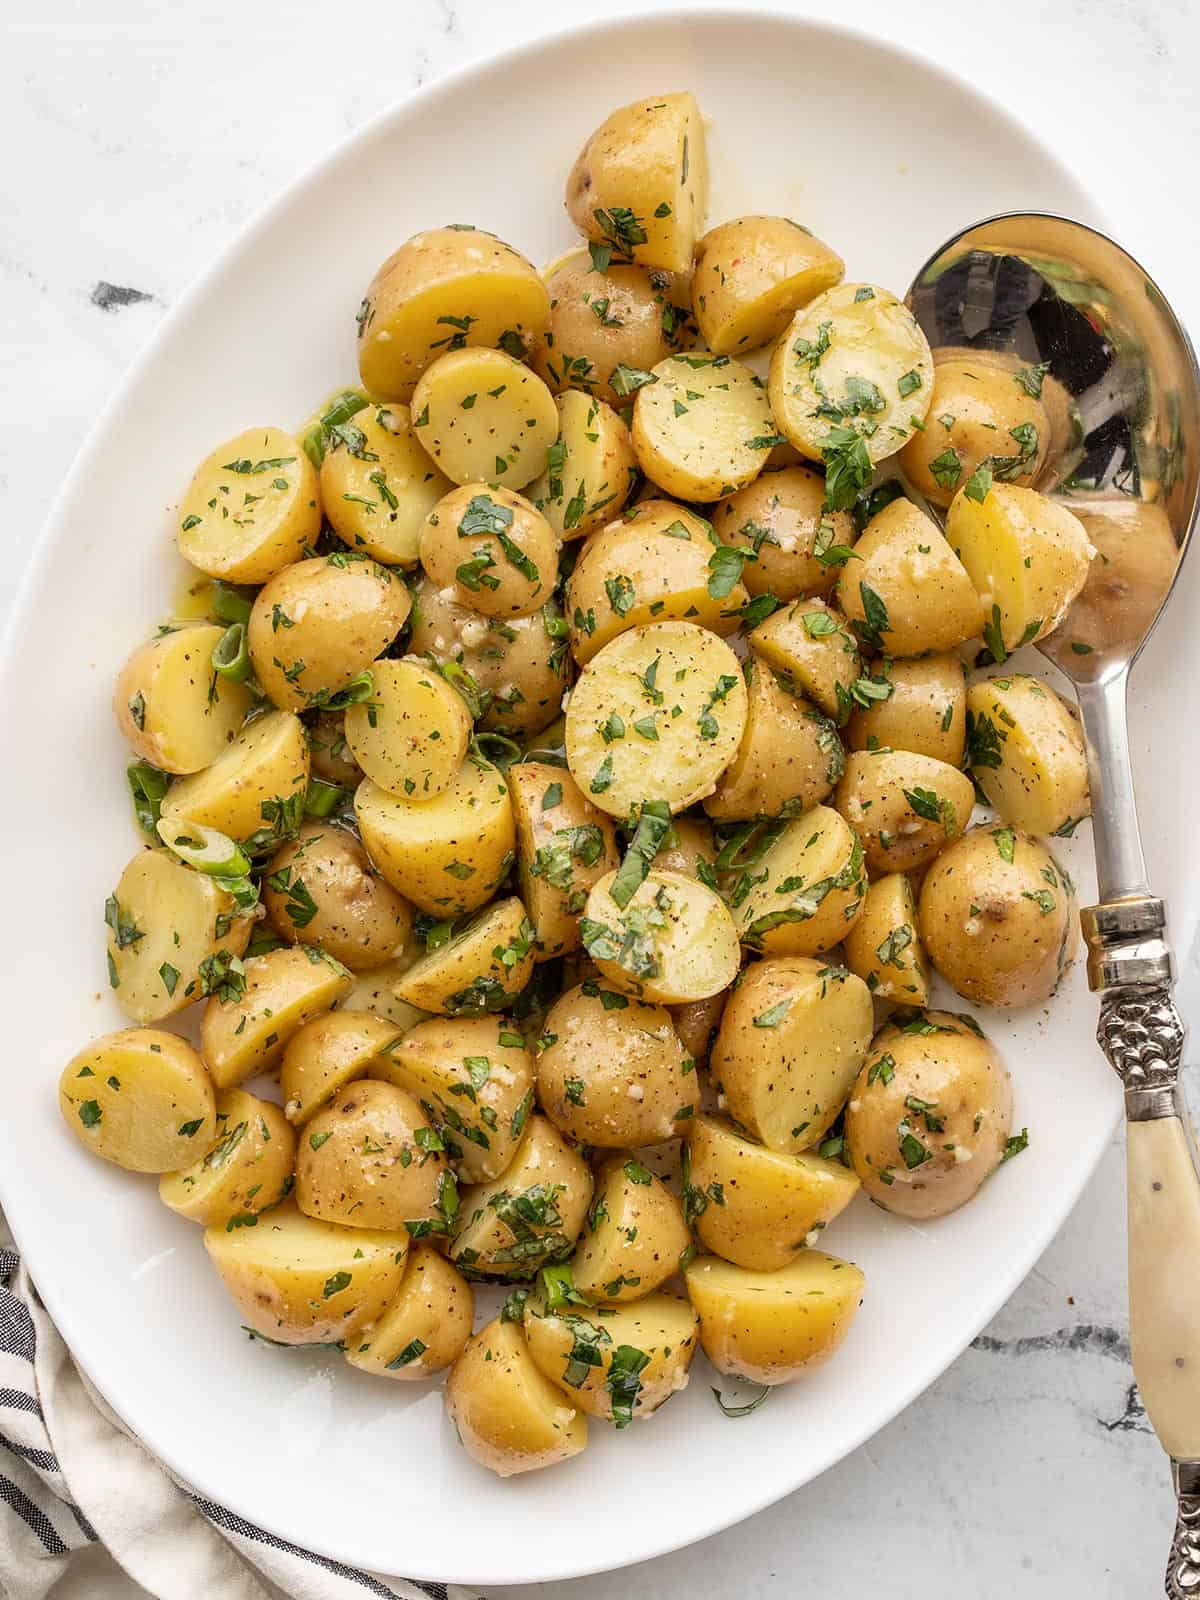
[843,872,930,1004]
[845,653,966,766]
[507,763,620,958]
[263,822,413,970]
[573,1154,691,1301]
[834,749,975,874]
[523,1292,699,1420]
[345,1245,474,1380]
[60,1028,215,1174]
[247,555,412,711]
[357,226,550,401]
[918,826,1079,1007]
[199,945,354,1089]
[452,1115,592,1278]
[162,708,310,844]
[280,1008,404,1126]
[844,1011,1013,1217]
[115,624,251,775]
[445,1316,586,1477]
[747,595,860,719]
[420,483,559,619]
[159,1088,294,1225]
[711,468,855,602]
[692,215,844,356]
[704,659,844,821]
[899,354,1050,508]
[295,1079,448,1232]
[178,428,320,584]
[966,674,1090,835]
[730,805,867,957]
[537,983,693,1148]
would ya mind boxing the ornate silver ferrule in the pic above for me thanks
[1084,897,1184,1122]
[1169,1460,1200,1597]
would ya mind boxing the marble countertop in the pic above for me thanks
[4,1,1199,1595]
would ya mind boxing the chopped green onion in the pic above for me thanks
[211,623,250,681]
[302,388,369,468]
[304,778,347,818]
[209,581,255,625]
[157,819,250,878]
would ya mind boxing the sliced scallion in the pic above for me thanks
[211,623,250,681]
[157,818,251,878]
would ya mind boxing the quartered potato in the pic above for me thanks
[685,1250,865,1384]
[946,481,1094,654]
[177,428,320,584]
[531,248,692,407]
[524,1290,699,1421]
[199,944,354,1088]
[566,92,707,274]
[507,762,620,958]
[411,348,558,490]
[729,805,867,955]
[320,400,452,565]
[835,497,984,657]
[357,226,550,401]
[115,624,250,775]
[527,390,638,540]
[692,215,845,355]
[280,1008,403,1126]
[845,1011,1013,1217]
[566,500,745,665]
[394,897,535,1015]
[966,674,1090,835]
[747,596,861,719]
[374,1014,535,1184]
[162,709,310,844]
[844,653,967,765]
[582,869,740,1004]
[834,748,974,875]
[340,961,427,1034]
[105,848,253,1023]
[632,354,774,501]
[686,1114,860,1270]
[536,981,694,1148]
[263,822,414,970]
[445,1316,587,1477]
[711,467,856,602]
[768,283,933,462]
[346,1245,474,1380]
[573,1153,692,1301]
[899,354,1050,508]
[712,956,873,1153]
[354,757,515,917]
[159,1088,294,1225]
[343,658,471,801]
[919,825,1079,1007]
[204,1202,409,1345]
[843,872,930,1004]
[420,483,559,618]
[60,1028,215,1173]
[247,554,412,712]
[451,1115,592,1278]
[564,621,748,818]
[704,658,844,821]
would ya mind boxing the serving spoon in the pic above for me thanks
[905,214,1200,1596]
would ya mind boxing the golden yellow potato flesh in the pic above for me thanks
[729,805,867,956]
[114,624,251,776]
[843,872,930,1004]
[162,709,309,844]
[178,428,320,584]
[160,1088,294,1224]
[319,401,452,566]
[523,1291,699,1421]
[966,673,1090,835]
[61,1028,215,1174]
[632,353,774,501]
[346,1245,474,1380]
[572,1153,692,1302]
[692,215,845,355]
[445,1316,587,1478]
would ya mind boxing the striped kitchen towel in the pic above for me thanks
[0,1223,482,1600]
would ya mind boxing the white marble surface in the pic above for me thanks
[3,1,1199,1595]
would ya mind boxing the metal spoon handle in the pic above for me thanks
[1170,1462,1200,1598]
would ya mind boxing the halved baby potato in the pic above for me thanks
[159,1088,294,1225]
[346,1245,474,1380]
[711,955,873,1153]
[704,659,844,821]
[524,1290,699,1421]
[452,1115,592,1278]
[946,481,1094,655]
[420,483,559,618]
[527,390,638,540]
[340,961,427,1034]
[582,868,740,1004]
[204,1201,409,1345]
[177,428,320,584]
[115,624,251,775]
[565,92,707,275]
[374,1014,535,1184]
[60,1028,215,1173]
[692,215,845,355]
[844,652,967,766]
[411,347,558,490]
[536,981,694,1148]
[632,354,773,501]
[507,762,620,958]
[573,1153,692,1302]
[686,1114,860,1270]
[565,621,748,818]
[320,400,452,565]
[711,468,856,603]
[199,945,354,1088]
[105,848,253,1023]
[162,709,309,845]
[280,1008,403,1126]
[834,749,975,875]
[248,555,412,712]
[843,872,930,1004]
[394,897,535,1015]
[768,284,933,462]
[898,354,1050,508]
[685,1249,865,1383]
[966,673,1090,835]
[263,822,413,970]
[729,805,867,955]
[445,1316,587,1477]
[354,757,515,917]
[747,596,861,719]
[295,1079,448,1233]
[357,226,550,401]
[343,658,472,801]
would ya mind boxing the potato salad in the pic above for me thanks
[58,89,1094,1478]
